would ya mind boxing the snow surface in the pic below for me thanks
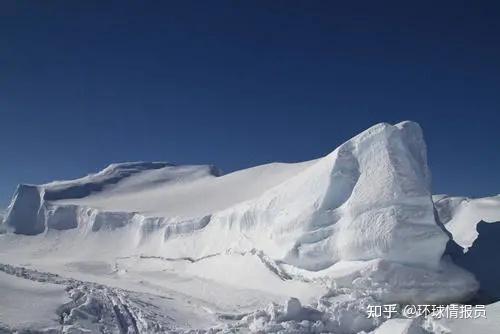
[373,318,426,334]
[0,270,69,331]
[4,122,451,271]
[0,121,497,333]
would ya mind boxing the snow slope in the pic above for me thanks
[2,122,479,302]
[1,121,496,332]
[4,122,449,269]
[0,270,69,331]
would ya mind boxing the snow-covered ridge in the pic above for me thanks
[4,163,222,234]
[2,121,490,304]
[4,122,444,266]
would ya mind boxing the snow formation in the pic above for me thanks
[1,121,497,333]
[3,122,478,298]
[5,122,447,268]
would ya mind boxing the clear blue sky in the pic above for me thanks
[1,1,499,207]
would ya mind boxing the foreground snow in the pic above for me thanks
[0,270,69,331]
[0,263,216,333]
[1,121,498,333]
[0,262,497,333]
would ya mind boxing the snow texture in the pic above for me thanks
[0,121,497,333]
[0,270,69,331]
[5,122,449,271]
[373,318,427,334]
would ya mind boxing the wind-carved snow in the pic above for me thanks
[0,121,496,333]
[4,122,448,269]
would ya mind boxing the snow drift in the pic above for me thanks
[2,121,483,303]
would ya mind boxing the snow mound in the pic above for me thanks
[224,294,383,333]
[3,121,479,304]
[281,258,477,305]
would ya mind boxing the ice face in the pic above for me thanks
[4,184,45,235]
